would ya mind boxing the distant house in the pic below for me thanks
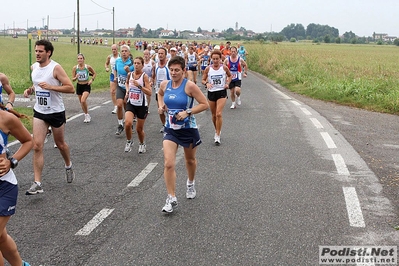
[7,28,27,35]
[159,30,175,38]
[373,33,397,42]
[373,33,387,40]
[384,35,397,42]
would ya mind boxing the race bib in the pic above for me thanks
[128,88,143,106]
[118,75,127,88]
[168,109,185,130]
[36,91,51,110]
[77,70,88,82]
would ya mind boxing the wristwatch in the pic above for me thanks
[186,109,192,116]
[9,157,18,169]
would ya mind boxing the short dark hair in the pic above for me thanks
[168,56,185,70]
[35,39,54,58]
[134,56,144,65]
[210,50,222,59]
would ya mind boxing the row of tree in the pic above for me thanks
[28,23,399,45]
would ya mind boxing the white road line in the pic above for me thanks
[270,86,291,99]
[89,106,101,111]
[67,113,84,122]
[320,132,337,149]
[300,107,312,116]
[102,100,112,105]
[291,100,301,106]
[332,154,350,176]
[75,208,114,236]
[128,162,158,187]
[310,118,324,129]
[343,187,366,228]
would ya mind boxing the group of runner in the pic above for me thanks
[0,39,249,264]
[104,40,248,146]
[101,40,249,213]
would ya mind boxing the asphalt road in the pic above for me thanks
[6,72,399,265]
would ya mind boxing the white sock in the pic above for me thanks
[187,180,194,186]
[118,119,123,125]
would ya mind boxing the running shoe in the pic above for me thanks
[115,124,124,135]
[186,184,196,199]
[26,182,44,195]
[84,114,91,123]
[54,144,58,148]
[160,126,165,133]
[138,143,146,154]
[66,167,75,183]
[162,196,178,213]
[44,128,52,143]
[215,135,221,145]
[230,102,236,109]
[111,106,117,114]
[22,261,31,266]
[237,96,241,106]
[133,116,137,122]
[124,140,133,152]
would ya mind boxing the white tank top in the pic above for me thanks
[128,73,147,106]
[110,54,119,71]
[32,61,65,114]
[143,60,153,78]
[207,65,227,92]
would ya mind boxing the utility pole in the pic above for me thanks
[112,7,115,44]
[73,12,75,45]
[46,15,49,39]
[77,0,80,53]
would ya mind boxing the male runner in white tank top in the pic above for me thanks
[23,39,75,195]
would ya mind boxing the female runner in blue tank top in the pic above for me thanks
[157,56,209,213]
[0,104,33,266]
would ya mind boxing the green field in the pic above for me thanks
[0,37,144,93]
[246,41,399,114]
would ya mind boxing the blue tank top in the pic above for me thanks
[0,80,3,104]
[0,129,8,155]
[115,57,134,89]
[0,127,16,184]
[228,56,242,81]
[164,79,197,130]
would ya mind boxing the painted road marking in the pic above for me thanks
[310,118,324,129]
[332,154,350,176]
[300,107,312,116]
[320,132,337,149]
[291,100,301,106]
[75,208,115,236]
[343,187,366,228]
[128,163,158,187]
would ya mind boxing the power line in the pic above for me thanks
[81,11,110,17]
[90,0,112,11]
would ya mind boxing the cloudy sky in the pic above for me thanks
[3,0,398,37]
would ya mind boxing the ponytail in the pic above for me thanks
[0,104,28,119]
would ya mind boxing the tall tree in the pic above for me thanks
[197,27,202,33]
[134,24,142,37]
[280,23,305,40]
[306,23,339,39]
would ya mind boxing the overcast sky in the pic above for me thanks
[2,0,398,37]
